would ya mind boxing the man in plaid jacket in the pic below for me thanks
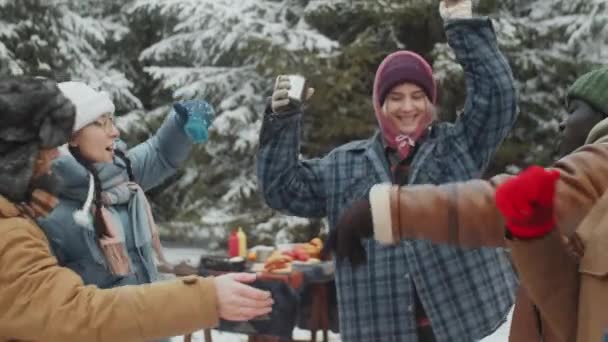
[257,1,518,340]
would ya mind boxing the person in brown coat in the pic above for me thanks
[0,76,273,342]
[494,165,606,342]
[326,66,608,341]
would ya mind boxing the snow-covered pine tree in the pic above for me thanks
[129,0,608,248]
[125,0,338,248]
[7,0,600,249]
[97,0,608,249]
[0,0,141,112]
[489,0,607,172]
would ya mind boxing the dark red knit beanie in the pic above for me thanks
[377,52,436,105]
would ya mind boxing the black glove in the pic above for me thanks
[321,197,373,267]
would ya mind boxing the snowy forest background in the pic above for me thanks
[1,0,606,250]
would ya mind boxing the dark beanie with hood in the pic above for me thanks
[567,66,608,115]
[0,77,75,203]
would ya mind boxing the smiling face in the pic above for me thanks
[381,82,431,135]
[69,113,119,163]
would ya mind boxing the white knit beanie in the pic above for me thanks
[57,81,115,132]
[57,81,114,227]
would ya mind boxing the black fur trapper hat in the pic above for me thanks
[0,77,75,202]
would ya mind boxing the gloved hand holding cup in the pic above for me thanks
[173,100,215,144]
[271,75,314,114]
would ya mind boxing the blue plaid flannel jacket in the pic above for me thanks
[257,18,518,342]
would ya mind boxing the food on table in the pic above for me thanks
[264,251,293,272]
[247,250,257,262]
[262,237,325,272]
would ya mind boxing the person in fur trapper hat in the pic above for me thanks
[37,81,216,293]
[257,0,519,340]
[0,77,74,203]
[0,76,273,342]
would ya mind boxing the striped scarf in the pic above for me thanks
[97,181,168,276]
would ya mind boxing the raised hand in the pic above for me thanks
[271,75,314,114]
[173,100,215,143]
[439,0,472,19]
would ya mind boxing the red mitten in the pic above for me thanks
[495,166,561,239]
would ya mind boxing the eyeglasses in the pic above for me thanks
[91,115,115,134]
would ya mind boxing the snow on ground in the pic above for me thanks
[171,329,341,342]
[166,246,511,342]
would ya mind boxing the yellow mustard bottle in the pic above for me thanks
[237,227,247,258]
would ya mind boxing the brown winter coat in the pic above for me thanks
[0,195,219,342]
[373,135,608,341]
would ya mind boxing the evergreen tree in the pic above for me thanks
[0,0,140,112]
[486,0,607,174]
[2,0,605,249]
[126,0,337,247]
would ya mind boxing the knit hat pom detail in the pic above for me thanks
[73,173,95,227]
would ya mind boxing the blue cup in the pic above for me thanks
[173,101,215,144]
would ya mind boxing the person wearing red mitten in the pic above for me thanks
[495,166,561,240]
[496,164,608,342]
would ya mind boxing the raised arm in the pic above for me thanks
[445,16,518,169]
[257,109,329,218]
[256,77,328,218]
[126,110,191,190]
[126,102,210,191]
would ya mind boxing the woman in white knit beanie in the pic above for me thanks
[37,81,215,301]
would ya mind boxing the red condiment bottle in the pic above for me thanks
[228,230,239,257]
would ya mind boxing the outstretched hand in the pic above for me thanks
[495,166,561,239]
[214,273,274,321]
